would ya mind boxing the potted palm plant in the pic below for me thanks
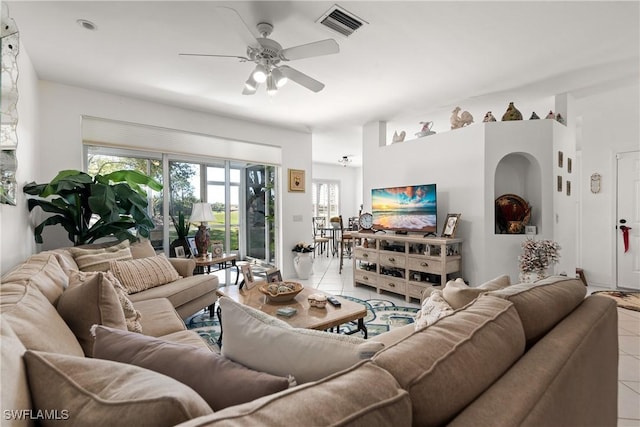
[170,210,191,257]
[24,169,162,246]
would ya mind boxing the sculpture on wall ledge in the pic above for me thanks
[392,130,406,143]
[545,110,555,119]
[482,111,497,122]
[450,107,473,129]
[555,113,565,124]
[529,111,540,120]
[415,121,435,138]
[501,102,523,121]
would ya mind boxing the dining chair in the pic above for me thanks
[338,215,356,273]
[312,216,330,257]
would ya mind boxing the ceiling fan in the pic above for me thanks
[180,7,340,95]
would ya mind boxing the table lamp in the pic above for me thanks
[189,202,215,257]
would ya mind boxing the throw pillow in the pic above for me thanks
[478,274,511,291]
[105,271,143,333]
[414,290,454,331]
[109,254,180,294]
[68,240,132,272]
[92,325,291,411]
[23,350,213,426]
[219,296,384,384]
[129,238,157,259]
[56,271,127,356]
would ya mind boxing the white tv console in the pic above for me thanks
[352,232,463,302]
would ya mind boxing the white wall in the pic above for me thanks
[21,81,312,278]
[363,118,574,285]
[576,81,640,287]
[0,45,38,275]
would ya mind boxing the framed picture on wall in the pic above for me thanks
[288,169,305,192]
[441,213,461,238]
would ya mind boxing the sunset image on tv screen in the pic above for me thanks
[372,184,436,232]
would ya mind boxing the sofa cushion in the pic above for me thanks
[159,329,214,351]
[488,276,587,346]
[174,361,412,427]
[219,297,384,384]
[373,295,526,426]
[109,254,180,294]
[414,289,454,330]
[1,321,32,418]
[127,274,216,310]
[1,253,68,305]
[68,239,132,272]
[0,283,84,357]
[92,325,291,411]
[443,275,511,309]
[56,271,128,357]
[23,350,213,426]
[129,238,157,259]
[132,298,187,337]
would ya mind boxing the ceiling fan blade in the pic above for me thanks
[215,6,261,50]
[280,39,339,61]
[279,65,325,93]
[179,53,250,61]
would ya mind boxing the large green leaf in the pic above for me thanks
[24,169,162,245]
[101,170,162,193]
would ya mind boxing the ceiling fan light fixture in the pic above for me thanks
[252,64,267,83]
[271,68,288,88]
[266,73,277,95]
[244,74,258,91]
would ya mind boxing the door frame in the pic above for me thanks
[615,150,639,288]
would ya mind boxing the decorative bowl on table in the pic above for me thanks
[259,281,304,303]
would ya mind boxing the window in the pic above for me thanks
[312,180,340,223]
[86,146,276,264]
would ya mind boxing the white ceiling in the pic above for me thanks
[7,1,640,166]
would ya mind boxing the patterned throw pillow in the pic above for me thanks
[68,240,133,272]
[104,271,143,333]
[414,290,454,331]
[109,254,181,294]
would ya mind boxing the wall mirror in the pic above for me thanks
[1,3,19,205]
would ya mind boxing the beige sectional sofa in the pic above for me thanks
[1,243,618,427]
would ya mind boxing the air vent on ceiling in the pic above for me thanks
[317,5,367,37]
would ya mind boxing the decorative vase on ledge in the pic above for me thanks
[293,252,313,279]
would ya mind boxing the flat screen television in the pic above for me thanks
[371,184,437,234]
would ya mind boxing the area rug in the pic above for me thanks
[185,296,419,349]
[591,290,640,312]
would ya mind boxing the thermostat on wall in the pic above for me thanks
[525,226,537,235]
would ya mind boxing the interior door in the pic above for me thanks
[617,151,640,289]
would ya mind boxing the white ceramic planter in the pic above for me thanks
[293,252,313,279]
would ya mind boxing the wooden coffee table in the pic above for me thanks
[215,282,367,345]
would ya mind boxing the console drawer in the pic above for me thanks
[407,257,442,274]
[407,282,426,299]
[379,252,406,268]
[377,277,406,293]
[354,248,378,263]
[355,271,377,286]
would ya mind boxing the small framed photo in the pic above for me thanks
[240,264,256,290]
[557,176,562,192]
[441,213,461,238]
[558,151,564,168]
[266,268,283,283]
[567,158,572,174]
[525,225,537,235]
[174,246,186,258]
[187,237,198,258]
[288,169,305,192]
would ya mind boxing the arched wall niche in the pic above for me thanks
[494,152,542,233]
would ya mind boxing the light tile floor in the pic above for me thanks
[215,256,640,425]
